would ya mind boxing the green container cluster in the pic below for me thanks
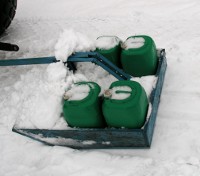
[62,35,157,128]
[96,35,158,77]
[63,82,105,128]
[63,81,149,129]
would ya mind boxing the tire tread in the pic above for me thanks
[0,0,17,35]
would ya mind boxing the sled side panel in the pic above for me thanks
[13,128,148,149]
[144,52,167,146]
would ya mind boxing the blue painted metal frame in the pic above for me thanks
[12,49,167,149]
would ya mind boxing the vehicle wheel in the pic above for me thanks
[0,0,17,35]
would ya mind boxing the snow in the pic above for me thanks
[95,36,121,50]
[122,37,145,49]
[75,62,118,95]
[55,29,95,62]
[64,84,90,101]
[131,76,157,99]
[1,0,200,175]
[13,62,68,129]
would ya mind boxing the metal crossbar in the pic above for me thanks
[68,52,131,80]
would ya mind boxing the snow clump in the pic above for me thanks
[122,37,145,49]
[95,36,121,50]
[55,29,95,62]
[131,76,157,99]
[75,62,117,95]
[63,84,90,101]
[14,62,68,129]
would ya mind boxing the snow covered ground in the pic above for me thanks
[1,0,200,175]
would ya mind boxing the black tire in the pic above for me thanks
[0,0,17,35]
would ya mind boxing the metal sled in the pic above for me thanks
[0,49,167,149]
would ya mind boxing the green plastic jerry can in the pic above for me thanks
[102,80,148,128]
[63,82,105,128]
[121,35,157,77]
[95,36,122,67]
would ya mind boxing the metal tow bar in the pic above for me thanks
[0,52,131,80]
